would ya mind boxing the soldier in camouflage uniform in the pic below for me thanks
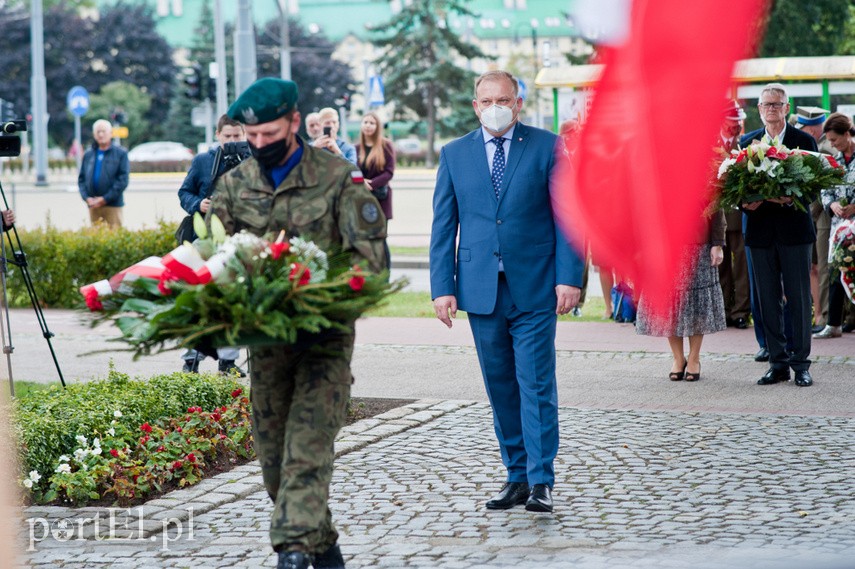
[208,78,387,569]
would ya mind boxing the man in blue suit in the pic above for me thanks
[430,70,584,513]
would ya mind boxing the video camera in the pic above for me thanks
[210,141,251,181]
[0,120,27,158]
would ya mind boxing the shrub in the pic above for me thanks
[129,160,192,173]
[12,367,243,497]
[8,222,176,308]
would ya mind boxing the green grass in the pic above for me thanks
[390,246,429,256]
[10,381,52,398]
[369,291,612,323]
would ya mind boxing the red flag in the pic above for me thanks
[555,0,767,316]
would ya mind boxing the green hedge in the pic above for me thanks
[8,222,176,308]
[12,369,242,485]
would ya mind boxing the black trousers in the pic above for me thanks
[750,243,812,371]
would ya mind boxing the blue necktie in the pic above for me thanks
[490,137,506,198]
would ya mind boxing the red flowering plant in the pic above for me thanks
[80,214,406,357]
[716,136,843,212]
[36,389,254,506]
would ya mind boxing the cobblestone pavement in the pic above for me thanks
[20,398,855,569]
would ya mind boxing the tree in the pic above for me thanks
[759,0,850,57]
[88,81,152,148]
[255,17,356,129]
[369,0,489,167]
[0,2,175,148]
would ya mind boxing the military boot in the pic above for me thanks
[277,551,310,569]
[314,544,346,569]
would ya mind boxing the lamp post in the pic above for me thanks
[275,0,292,80]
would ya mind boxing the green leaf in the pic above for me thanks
[210,215,226,244]
[193,212,208,240]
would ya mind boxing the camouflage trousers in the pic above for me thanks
[250,330,354,554]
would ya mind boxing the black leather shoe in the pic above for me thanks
[843,323,855,333]
[486,482,529,510]
[314,544,345,569]
[734,317,748,329]
[811,324,826,334]
[278,551,310,569]
[794,370,813,387]
[757,368,790,385]
[525,484,553,513]
[754,348,770,362]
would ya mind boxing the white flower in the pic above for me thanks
[58,455,70,463]
[717,158,736,179]
[75,435,87,446]
[845,256,853,263]
[92,438,101,448]
[106,428,115,436]
[848,244,855,252]
[28,470,41,482]
[55,463,71,474]
[81,464,89,471]
[114,410,123,418]
[22,479,33,489]
[73,448,89,462]
[90,447,102,456]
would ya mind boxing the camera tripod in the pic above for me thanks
[0,180,65,396]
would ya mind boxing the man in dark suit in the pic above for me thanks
[740,83,818,387]
[430,70,585,513]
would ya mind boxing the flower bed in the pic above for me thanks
[13,369,249,506]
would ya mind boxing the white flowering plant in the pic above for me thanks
[716,136,843,212]
[81,214,405,358]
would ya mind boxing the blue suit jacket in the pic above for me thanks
[429,123,584,314]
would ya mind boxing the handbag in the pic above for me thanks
[175,214,196,244]
[610,282,637,323]
[371,185,389,201]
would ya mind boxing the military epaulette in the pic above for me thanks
[350,171,364,184]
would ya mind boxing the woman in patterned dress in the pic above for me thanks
[813,113,855,339]
[636,204,727,382]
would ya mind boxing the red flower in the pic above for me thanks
[176,427,183,433]
[157,270,178,296]
[349,275,365,292]
[765,146,789,160]
[735,150,747,163]
[84,288,103,311]
[211,412,222,422]
[187,407,196,413]
[157,445,165,452]
[187,453,197,463]
[219,434,227,440]
[109,449,119,458]
[140,422,152,433]
[172,460,183,471]
[270,241,290,260]
[231,388,242,398]
[289,264,311,286]
[139,435,150,444]
[827,155,841,169]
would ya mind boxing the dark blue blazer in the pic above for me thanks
[77,144,129,207]
[429,123,584,314]
[179,148,219,214]
[739,126,818,247]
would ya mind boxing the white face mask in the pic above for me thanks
[479,103,515,133]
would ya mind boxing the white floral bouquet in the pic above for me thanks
[830,219,855,304]
[80,214,406,357]
[716,136,843,212]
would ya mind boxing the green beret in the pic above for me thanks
[227,77,298,125]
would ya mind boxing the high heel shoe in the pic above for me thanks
[685,363,701,382]
[669,360,687,381]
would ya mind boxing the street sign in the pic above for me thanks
[112,126,129,139]
[66,86,89,117]
[368,75,385,106]
[518,79,528,101]
[191,105,208,127]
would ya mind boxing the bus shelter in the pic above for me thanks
[536,55,855,131]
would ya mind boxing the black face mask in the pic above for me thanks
[249,137,291,169]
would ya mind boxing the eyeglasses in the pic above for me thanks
[759,102,786,109]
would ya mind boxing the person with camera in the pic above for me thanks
[77,119,129,228]
[177,114,248,376]
[312,107,357,164]
[355,111,395,269]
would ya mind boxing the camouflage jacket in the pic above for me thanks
[209,144,387,273]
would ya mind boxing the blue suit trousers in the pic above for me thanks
[468,277,559,487]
